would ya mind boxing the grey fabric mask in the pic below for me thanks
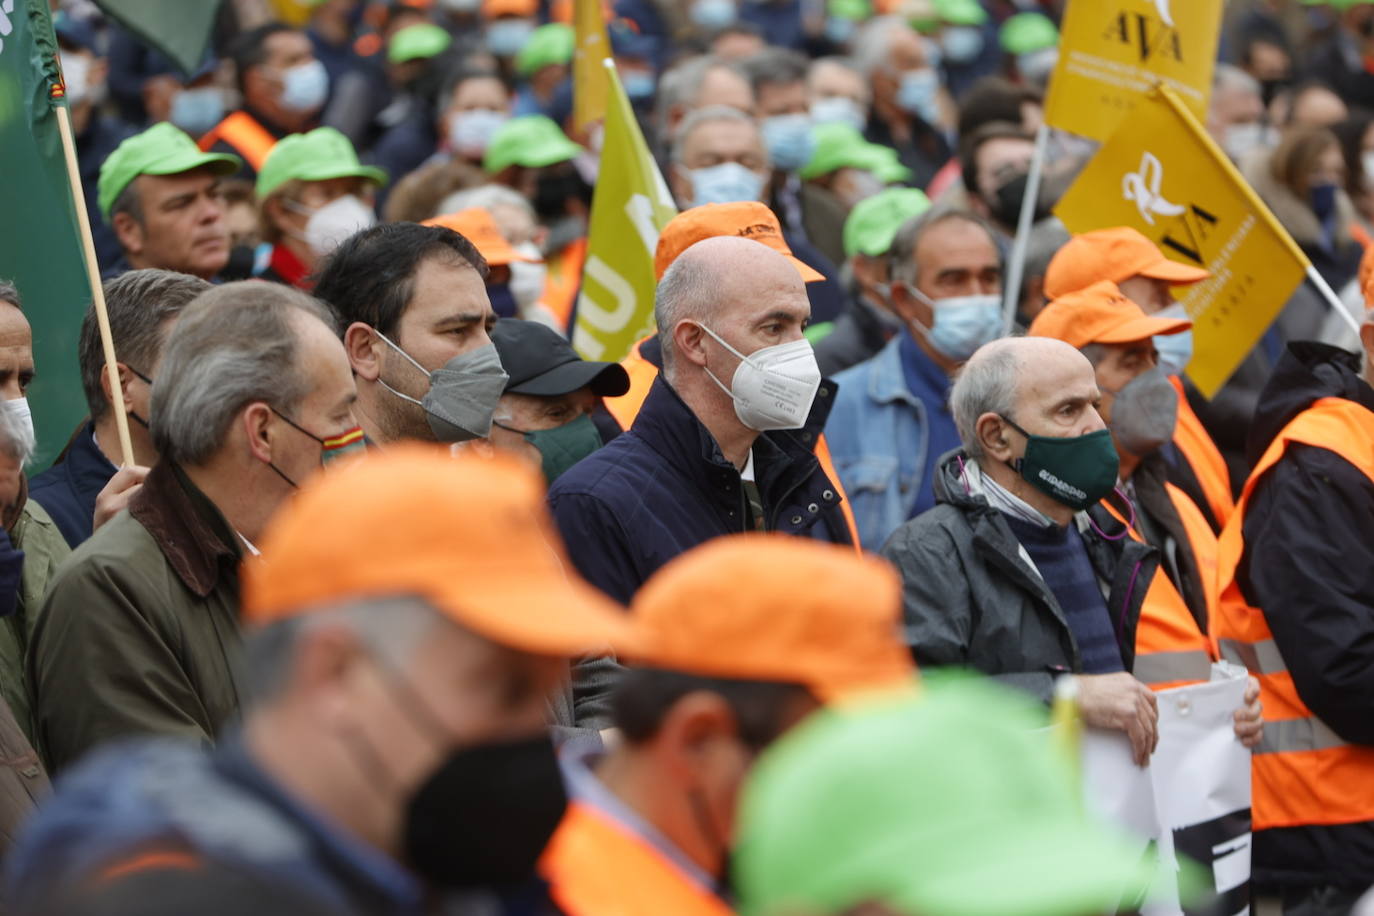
[376,333,509,442]
[1106,366,1178,458]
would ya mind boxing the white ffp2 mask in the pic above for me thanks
[697,325,821,431]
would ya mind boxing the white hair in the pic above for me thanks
[654,250,716,380]
[671,104,761,165]
[438,183,534,222]
[851,16,908,77]
[950,343,1022,459]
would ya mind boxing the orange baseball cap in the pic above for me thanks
[483,0,538,16]
[653,202,826,283]
[1029,280,1192,349]
[1044,227,1211,300]
[625,534,917,703]
[1360,242,1374,306]
[242,444,635,658]
[423,208,539,266]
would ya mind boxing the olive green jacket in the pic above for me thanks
[0,500,70,745]
[28,463,244,773]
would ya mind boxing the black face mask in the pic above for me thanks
[403,734,568,890]
[990,171,1051,228]
[486,282,518,319]
[1259,77,1289,108]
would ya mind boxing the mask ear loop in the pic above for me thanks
[1086,485,1136,541]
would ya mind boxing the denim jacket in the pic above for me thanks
[826,336,935,550]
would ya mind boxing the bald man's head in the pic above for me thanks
[655,236,811,384]
[952,336,1099,458]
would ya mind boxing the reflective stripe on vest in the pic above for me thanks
[1170,375,1234,529]
[602,338,861,549]
[1101,487,1216,690]
[1213,396,1374,831]
[196,111,277,172]
[540,800,734,916]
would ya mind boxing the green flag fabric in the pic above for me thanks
[0,0,94,469]
[93,0,223,77]
[571,62,677,362]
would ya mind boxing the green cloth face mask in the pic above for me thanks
[494,413,603,484]
[999,415,1120,512]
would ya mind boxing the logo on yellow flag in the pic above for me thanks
[571,62,677,362]
[1054,87,1309,398]
[1043,0,1223,141]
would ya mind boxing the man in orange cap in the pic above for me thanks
[9,446,634,913]
[549,235,854,727]
[424,207,540,320]
[1044,226,1233,532]
[1028,284,1255,709]
[540,534,915,916]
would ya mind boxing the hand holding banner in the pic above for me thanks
[1044,0,1224,141]
[1053,86,1308,397]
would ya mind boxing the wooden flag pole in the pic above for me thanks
[53,103,136,468]
[1001,122,1050,337]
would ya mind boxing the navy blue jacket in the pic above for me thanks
[549,374,851,607]
[30,422,117,549]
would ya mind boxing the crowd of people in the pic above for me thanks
[0,0,1372,912]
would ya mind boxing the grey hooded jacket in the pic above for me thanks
[880,450,1159,704]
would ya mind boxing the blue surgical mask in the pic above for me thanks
[448,108,508,157]
[487,19,535,57]
[169,87,225,137]
[690,0,738,30]
[941,26,985,64]
[1153,304,1194,376]
[761,113,815,173]
[810,96,866,132]
[897,69,941,125]
[622,70,657,101]
[1310,181,1338,222]
[279,59,329,113]
[487,282,519,319]
[1016,48,1058,83]
[685,162,766,206]
[906,286,1003,361]
[825,16,856,45]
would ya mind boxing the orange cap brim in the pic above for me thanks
[788,255,826,284]
[1094,313,1192,344]
[1137,256,1210,286]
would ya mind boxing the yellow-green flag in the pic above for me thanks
[571,63,677,362]
[572,0,611,131]
[1054,87,1308,397]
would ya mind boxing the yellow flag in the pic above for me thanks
[571,63,678,362]
[1044,0,1223,141]
[572,0,611,131]
[1053,87,1309,398]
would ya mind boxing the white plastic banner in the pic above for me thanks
[1082,663,1252,916]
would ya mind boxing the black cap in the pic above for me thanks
[491,318,631,398]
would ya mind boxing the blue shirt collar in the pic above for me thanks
[897,331,953,406]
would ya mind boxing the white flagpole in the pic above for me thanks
[1304,265,1363,340]
[1001,122,1050,337]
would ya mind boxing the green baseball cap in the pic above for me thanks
[935,0,988,26]
[842,187,931,259]
[1000,12,1058,55]
[735,675,1158,916]
[483,115,584,173]
[515,23,575,79]
[388,23,453,65]
[802,123,913,184]
[827,0,872,19]
[98,122,243,221]
[256,127,388,199]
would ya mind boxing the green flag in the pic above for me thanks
[0,0,93,469]
[571,62,677,362]
[93,0,223,77]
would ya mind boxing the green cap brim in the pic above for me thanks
[100,149,242,221]
[484,137,582,173]
[261,163,389,199]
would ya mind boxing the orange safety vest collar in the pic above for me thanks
[1101,486,1216,690]
[541,800,735,916]
[1213,397,1374,831]
[196,111,277,173]
[1169,375,1235,530]
[603,337,861,548]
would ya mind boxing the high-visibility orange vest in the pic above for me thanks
[196,111,277,173]
[1170,375,1234,529]
[542,237,588,332]
[603,338,861,547]
[1102,484,1217,690]
[1213,396,1374,832]
[540,800,735,916]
